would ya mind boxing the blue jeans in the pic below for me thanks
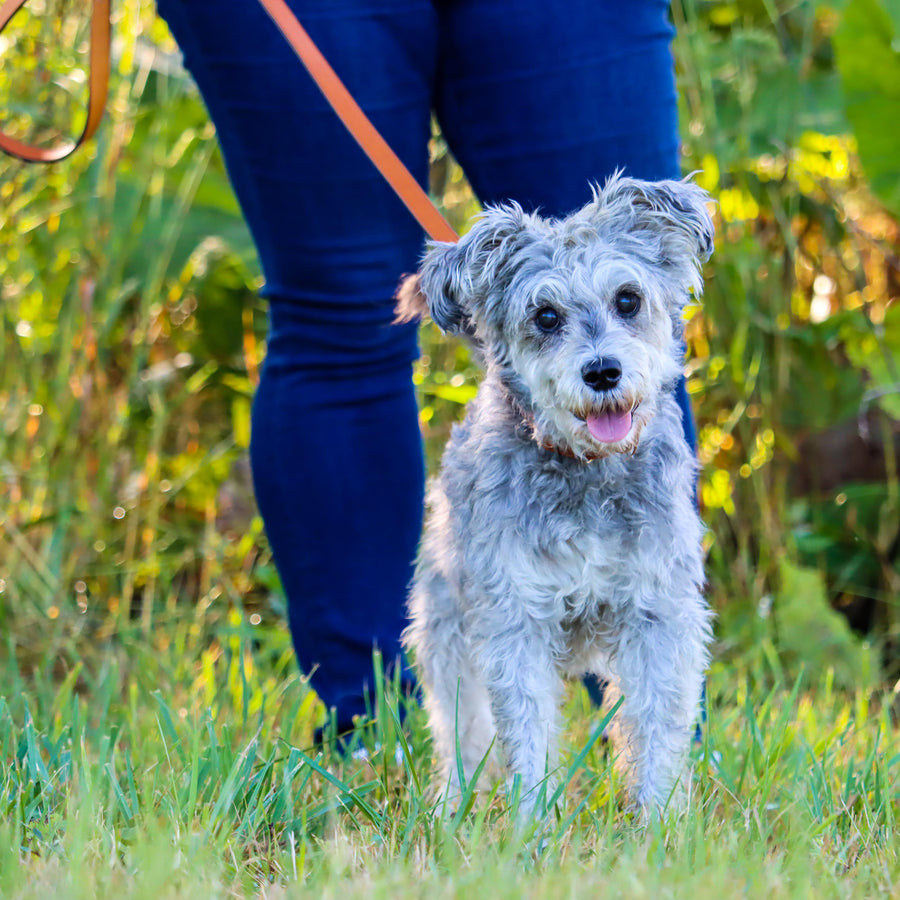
[156,0,693,730]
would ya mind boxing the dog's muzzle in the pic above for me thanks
[578,358,633,442]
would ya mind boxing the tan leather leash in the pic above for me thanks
[0,0,110,163]
[0,0,459,243]
[255,0,458,243]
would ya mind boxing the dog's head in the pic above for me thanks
[397,174,714,460]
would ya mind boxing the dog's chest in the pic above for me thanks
[458,456,646,625]
[527,505,633,625]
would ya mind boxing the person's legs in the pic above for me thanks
[156,0,439,729]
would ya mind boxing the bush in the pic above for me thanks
[1,0,898,686]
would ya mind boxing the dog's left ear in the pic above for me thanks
[603,176,713,256]
[593,175,715,290]
[628,177,715,264]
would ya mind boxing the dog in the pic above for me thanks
[396,174,715,816]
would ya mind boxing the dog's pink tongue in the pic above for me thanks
[586,409,632,443]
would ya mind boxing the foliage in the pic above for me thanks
[833,0,900,216]
[670,0,900,680]
[1,0,271,650]
[0,0,897,651]
[0,0,897,677]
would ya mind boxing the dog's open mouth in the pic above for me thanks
[576,403,640,444]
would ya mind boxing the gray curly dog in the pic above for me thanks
[397,174,715,816]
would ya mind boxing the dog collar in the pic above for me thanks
[540,436,599,462]
[538,435,612,463]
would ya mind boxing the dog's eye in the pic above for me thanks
[534,306,562,332]
[614,291,642,318]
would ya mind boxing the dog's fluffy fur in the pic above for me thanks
[398,174,715,814]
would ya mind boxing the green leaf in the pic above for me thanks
[833,0,900,214]
[840,303,900,418]
[775,560,874,689]
[425,383,478,405]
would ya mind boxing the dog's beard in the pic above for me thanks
[504,337,677,461]
[533,396,653,460]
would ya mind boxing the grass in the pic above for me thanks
[0,613,897,898]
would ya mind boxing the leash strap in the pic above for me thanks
[0,0,111,163]
[255,0,459,244]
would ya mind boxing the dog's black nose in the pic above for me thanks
[582,357,622,391]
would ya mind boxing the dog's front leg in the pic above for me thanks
[469,611,563,818]
[610,604,710,813]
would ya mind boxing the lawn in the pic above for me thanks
[0,617,897,899]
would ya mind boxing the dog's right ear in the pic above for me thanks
[393,239,469,334]
[395,205,533,336]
